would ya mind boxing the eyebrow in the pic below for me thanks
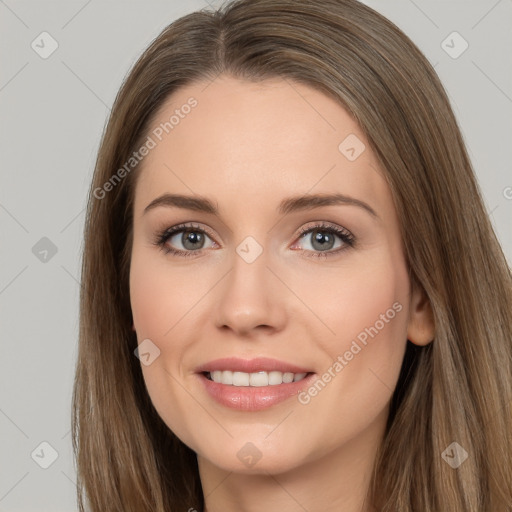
[143,192,378,218]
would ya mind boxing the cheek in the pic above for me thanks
[334,256,409,374]
[129,246,194,338]
[302,250,409,419]
[296,247,409,351]
[335,267,407,350]
[129,253,165,355]
[129,251,195,445]
[129,247,213,445]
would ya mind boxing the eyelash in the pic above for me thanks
[152,221,356,259]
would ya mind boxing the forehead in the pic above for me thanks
[133,75,389,217]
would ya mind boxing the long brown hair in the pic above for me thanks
[72,0,512,510]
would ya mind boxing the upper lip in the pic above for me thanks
[195,357,312,374]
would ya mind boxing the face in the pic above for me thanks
[129,75,431,475]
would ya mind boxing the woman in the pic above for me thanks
[72,0,512,510]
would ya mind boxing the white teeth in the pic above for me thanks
[282,372,294,383]
[221,370,233,385]
[249,372,268,387]
[208,370,309,386]
[268,371,283,385]
[232,371,249,386]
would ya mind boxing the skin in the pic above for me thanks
[129,75,435,512]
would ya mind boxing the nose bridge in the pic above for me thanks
[230,233,272,307]
[213,232,285,334]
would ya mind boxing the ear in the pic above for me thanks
[407,280,435,346]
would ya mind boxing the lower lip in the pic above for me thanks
[197,372,316,411]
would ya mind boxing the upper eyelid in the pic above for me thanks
[298,221,352,235]
[166,222,217,241]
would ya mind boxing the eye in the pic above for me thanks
[291,222,355,259]
[153,221,356,259]
[153,223,217,257]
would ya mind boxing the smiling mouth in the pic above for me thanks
[203,370,311,386]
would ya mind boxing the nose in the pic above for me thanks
[213,247,287,338]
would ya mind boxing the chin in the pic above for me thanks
[198,445,302,475]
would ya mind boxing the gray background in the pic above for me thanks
[0,0,510,510]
